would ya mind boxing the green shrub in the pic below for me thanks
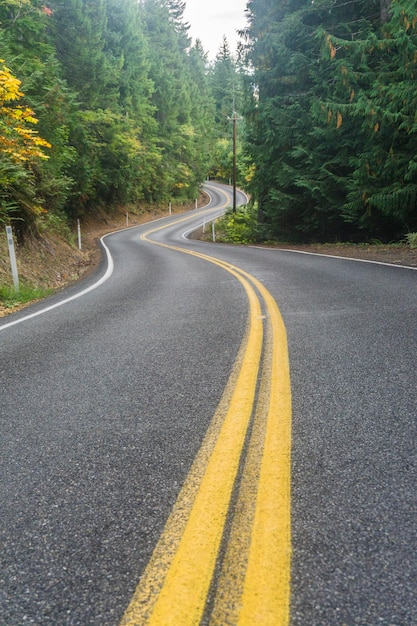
[405,232,417,249]
[215,205,259,244]
[38,211,75,245]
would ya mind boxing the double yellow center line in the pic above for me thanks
[120,215,292,625]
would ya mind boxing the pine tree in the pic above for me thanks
[209,37,245,185]
[321,0,417,238]
[142,0,207,200]
[243,0,416,242]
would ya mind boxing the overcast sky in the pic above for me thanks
[183,0,249,60]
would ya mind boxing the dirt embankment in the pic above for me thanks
[257,242,417,267]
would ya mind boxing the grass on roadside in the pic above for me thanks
[0,283,53,309]
[405,232,417,249]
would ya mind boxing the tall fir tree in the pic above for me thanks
[188,39,216,185]
[244,0,416,242]
[142,0,207,199]
[209,37,245,184]
[321,0,417,237]
[49,0,109,110]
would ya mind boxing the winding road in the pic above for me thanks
[1,182,416,625]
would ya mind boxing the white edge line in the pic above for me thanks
[0,235,115,332]
[181,184,249,240]
[182,214,224,240]
[249,246,417,271]
[182,185,226,240]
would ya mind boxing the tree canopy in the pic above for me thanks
[244,0,417,242]
[0,0,241,236]
[2,0,414,244]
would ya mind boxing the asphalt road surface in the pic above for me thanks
[1,183,416,625]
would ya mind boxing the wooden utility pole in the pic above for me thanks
[232,111,237,213]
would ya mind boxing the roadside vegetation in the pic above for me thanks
[213,206,260,244]
[405,232,417,249]
[0,283,52,310]
[214,207,417,252]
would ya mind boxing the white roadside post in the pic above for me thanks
[212,220,216,242]
[5,225,19,290]
[77,218,82,250]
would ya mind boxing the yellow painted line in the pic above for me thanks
[210,320,274,626]
[206,268,292,626]
[137,186,231,244]
[120,317,253,624]
[121,258,263,625]
[119,320,253,624]
[120,211,292,625]
[147,278,262,625]
[237,276,292,626]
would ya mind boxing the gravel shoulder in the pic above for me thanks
[259,242,417,268]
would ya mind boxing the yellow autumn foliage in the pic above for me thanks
[0,59,51,162]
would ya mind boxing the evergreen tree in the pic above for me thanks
[104,0,153,120]
[211,37,242,134]
[209,37,245,185]
[142,0,205,199]
[244,0,416,242]
[245,0,329,240]
[166,0,191,52]
[49,0,109,110]
[188,39,216,186]
[321,0,417,238]
[100,0,161,204]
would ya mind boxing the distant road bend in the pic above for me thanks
[1,181,416,625]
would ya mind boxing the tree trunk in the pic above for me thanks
[380,0,391,23]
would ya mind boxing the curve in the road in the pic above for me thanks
[0,237,115,332]
[120,211,292,625]
[0,183,227,333]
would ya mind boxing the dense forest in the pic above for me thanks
[1,0,416,244]
[245,0,417,241]
[0,0,242,241]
